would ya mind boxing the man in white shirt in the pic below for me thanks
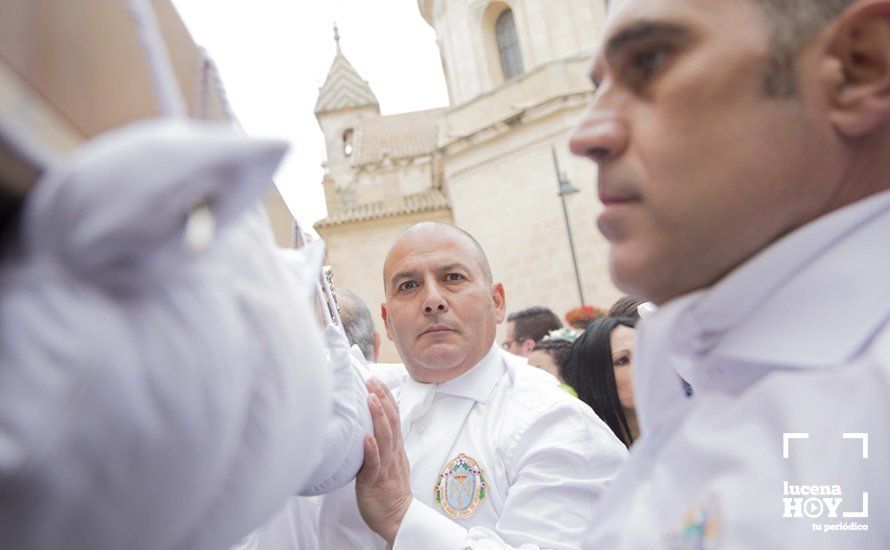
[319,222,627,549]
[567,0,890,547]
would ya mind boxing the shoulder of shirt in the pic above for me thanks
[495,351,625,459]
[498,350,593,417]
[867,318,890,366]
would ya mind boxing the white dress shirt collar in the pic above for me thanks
[670,188,890,370]
[436,344,506,403]
[635,189,890,437]
[398,344,505,434]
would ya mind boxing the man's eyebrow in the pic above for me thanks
[603,20,691,62]
[387,262,476,288]
[389,269,420,288]
[439,262,472,274]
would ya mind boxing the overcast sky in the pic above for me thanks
[170,0,450,229]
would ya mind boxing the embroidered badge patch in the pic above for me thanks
[434,453,487,519]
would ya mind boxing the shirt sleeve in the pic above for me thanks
[394,401,628,549]
[393,499,468,550]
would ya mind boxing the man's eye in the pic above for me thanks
[626,49,667,81]
[445,273,464,282]
[399,281,418,291]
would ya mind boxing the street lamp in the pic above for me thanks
[551,146,585,307]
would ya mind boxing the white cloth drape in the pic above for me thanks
[0,119,332,550]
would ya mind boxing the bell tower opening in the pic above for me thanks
[481,2,526,88]
[342,128,354,157]
[495,8,524,80]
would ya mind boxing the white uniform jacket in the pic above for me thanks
[585,190,890,549]
[319,345,628,550]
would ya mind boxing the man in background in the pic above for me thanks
[338,287,380,363]
[319,221,626,549]
[502,306,563,357]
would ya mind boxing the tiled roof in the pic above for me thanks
[314,188,451,229]
[315,49,379,114]
[355,108,445,165]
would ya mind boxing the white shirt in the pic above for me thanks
[585,190,890,548]
[0,120,333,550]
[319,345,628,550]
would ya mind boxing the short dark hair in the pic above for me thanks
[507,306,563,343]
[604,0,855,96]
[336,288,376,362]
[608,296,645,320]
[562,316,637,448]
[749,0,856,96]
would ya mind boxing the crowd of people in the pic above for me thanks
[2,0,889,548]
[503,302,643,448]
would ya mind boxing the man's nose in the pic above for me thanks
[422,285,448,314]
[569,105,629,163]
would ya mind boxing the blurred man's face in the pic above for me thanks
[382,227,505,383]
[570,0,844,304]
[502,321,534,357]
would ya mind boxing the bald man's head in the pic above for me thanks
[383,222,493,287]
[380,221,505,383]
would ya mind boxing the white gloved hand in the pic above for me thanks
[324,323,352,371]
[348,344,372,378]
[299,325,373,496]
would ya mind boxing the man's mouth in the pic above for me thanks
[596,185,642,241]
[419,324,456,337]
[598,189,641,206]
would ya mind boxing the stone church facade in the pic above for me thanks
[315,0,617,361]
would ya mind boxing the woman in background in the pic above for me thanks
[563,317,638,448]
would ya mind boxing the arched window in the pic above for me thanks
[495,9,524,80]
[342,128,354,157]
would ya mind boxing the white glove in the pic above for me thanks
[348,344,372,378]
[299,325,372,496]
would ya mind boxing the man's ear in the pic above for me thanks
[828,0,890,136]
[492,283,506,324]
[381,304,394,341]
[520,338,537,356]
